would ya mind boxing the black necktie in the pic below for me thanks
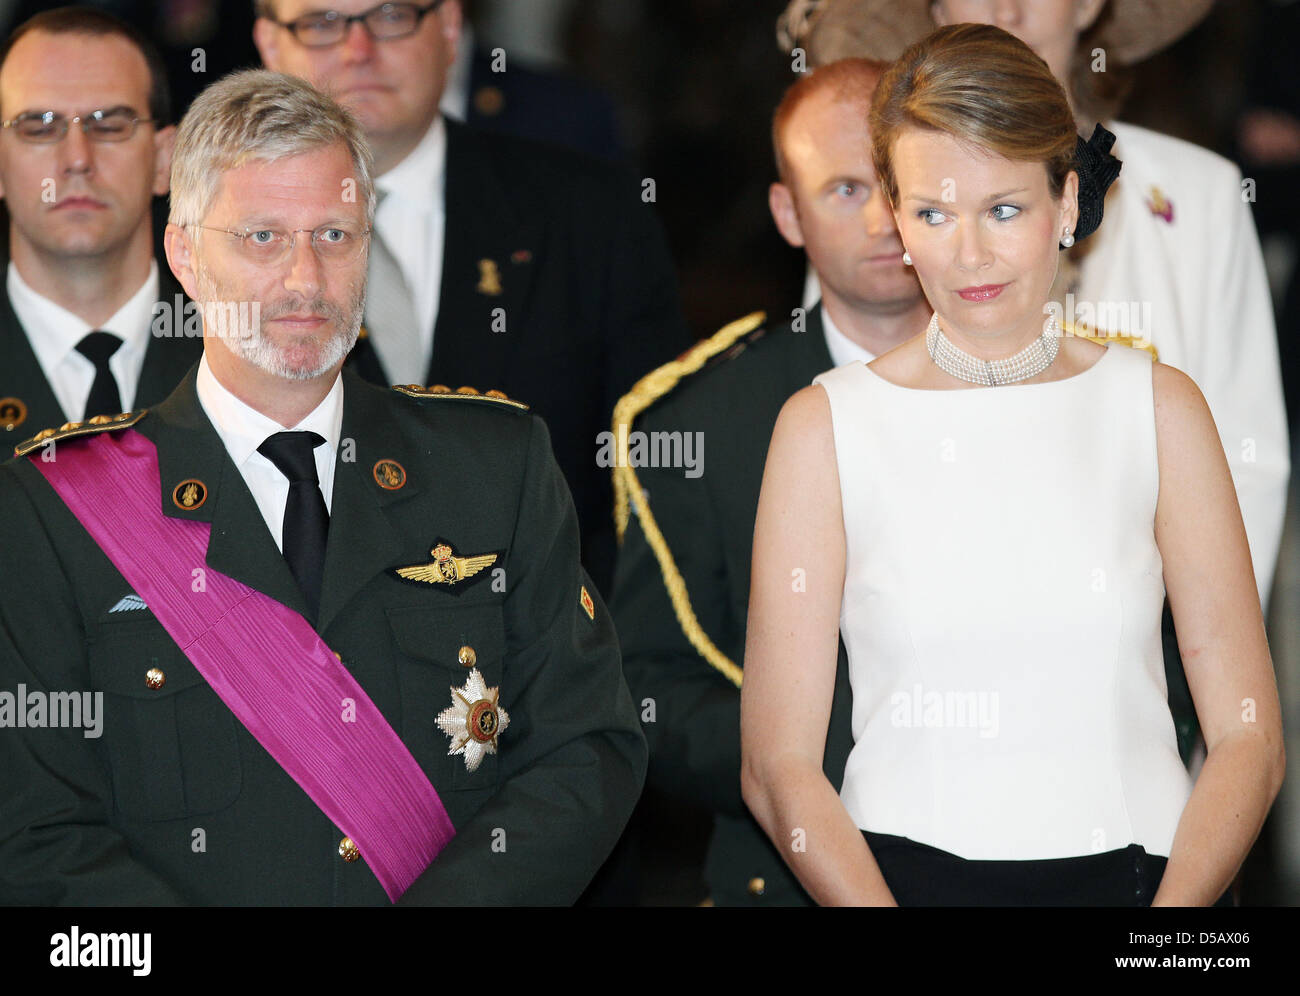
[257,431,329,619]
[75,331,124,421]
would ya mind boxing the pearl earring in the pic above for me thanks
[902,251,913,265]
[1061,229,1075,248]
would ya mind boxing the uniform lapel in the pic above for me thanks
[146,369,309,619]
[0,289,68,435]
[429,119,541,388]
[316,370,419,634]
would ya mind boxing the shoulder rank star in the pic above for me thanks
[436,668,509,771]
[392,538,499,594]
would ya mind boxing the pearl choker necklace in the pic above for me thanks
[925,312,1060,386]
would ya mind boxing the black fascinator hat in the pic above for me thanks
[1066,124,1122,248]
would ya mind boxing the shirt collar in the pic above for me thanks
[8,259,160,370]
[820,301,877,367]
[194,353,344,471]
[375,115,446,212]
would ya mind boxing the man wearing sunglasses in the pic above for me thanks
[253,0,691,600]
[0,7,200,442]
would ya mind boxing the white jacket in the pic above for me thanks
[1077,121,1289,604]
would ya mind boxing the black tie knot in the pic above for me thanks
[76,330,123,366]
[258,431,326,484]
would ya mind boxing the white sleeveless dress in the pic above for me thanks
[813,344,1193,862]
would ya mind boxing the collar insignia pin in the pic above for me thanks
[437,667,509,771]
[372,458,407,491]
[172,478,207,511]
[580,585,595,621]
[0,397,27,432]
[476,258,503,296]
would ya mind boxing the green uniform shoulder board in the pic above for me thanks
[391,384,529,412]
[13,410,147,458]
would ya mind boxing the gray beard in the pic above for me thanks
[196,264,364,381]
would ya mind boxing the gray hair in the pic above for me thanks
[169,68,375,229]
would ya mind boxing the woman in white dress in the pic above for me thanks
[780,0,1291,771]
[740,23,1284,906]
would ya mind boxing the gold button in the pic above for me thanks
[145,667,165,690]
[59,421,81,431]
[748,877,766,896]
[339,836,360,862]
[458,645,476,668]
[88,414,113,425]
[333,651,341,660]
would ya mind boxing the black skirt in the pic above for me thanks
[863,831,1235,907]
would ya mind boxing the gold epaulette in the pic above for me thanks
[1063,320,1158,361]
[391,383,529,412]
[612,310,766,541]
[609,311,768,691]
[13,410,147,458]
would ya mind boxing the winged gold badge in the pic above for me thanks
[392,538,500,594]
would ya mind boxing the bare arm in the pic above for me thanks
[739,385,896,905]
[1150,363,1286,906]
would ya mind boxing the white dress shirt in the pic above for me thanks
[374,116,447,371]
[9,259,160,421]
[194,354,343,553]
[821,303,877,368]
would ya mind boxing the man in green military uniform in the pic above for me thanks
[0,8,201,441]
[0,69,644,905]
[609,59,929,905]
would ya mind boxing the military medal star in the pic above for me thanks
[436,668,509,772]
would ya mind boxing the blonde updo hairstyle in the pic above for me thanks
[870,24,1078,212]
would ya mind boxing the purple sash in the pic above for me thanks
[35,427,455,902]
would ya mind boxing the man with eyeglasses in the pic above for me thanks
[253,0,691,601]
[0,68,645,906]
[0,7,200,442]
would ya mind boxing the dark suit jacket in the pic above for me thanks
[0,367,646,905]
[608,306,855,906]
[0,270,201,442]
[348,118,692,597]
[464,47,624,162]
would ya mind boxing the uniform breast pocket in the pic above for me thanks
[386,601,507,791]
[87,618,242,823]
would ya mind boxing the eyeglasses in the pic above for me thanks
[270,1,446,47]
[194,225,371,266]
[1,109,155,144]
